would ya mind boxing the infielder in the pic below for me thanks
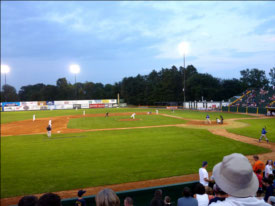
[83,110,85,116]
[46,124,52,137]
[156,109,159,115]
[259,128,268,143]
[131,113,136,119]
[49,120,52,127]
[33,114,36,122]
[205,114,211,124]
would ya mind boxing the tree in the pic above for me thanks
[269,67,275,87]
[1,84,19,102]
[240,68,269,89]
[56,78,74,100]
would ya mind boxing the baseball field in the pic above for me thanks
[1,108,274,203]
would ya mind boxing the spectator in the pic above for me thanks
[209,153,270,206]
[263,175,274,202]
[18,195,38,206]
[199,161,212,188]
[95,188,120,206]
[150,189,164,206]
[38,193,61,206]
[75,190,86,206]
[256,169,263,197]
[208,184,227,204]
[177,187,198,206]
[205,187,214,202]
[124,197,133,206]
[268,196,275,205]
[252,155,265,173]
[194,183,209,206]
[164,196,172,206]
[264,160,273,179]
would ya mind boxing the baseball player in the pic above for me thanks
[205,114,211,124]
[156,109,159,115]
[46,124,52,137]
[259,128,269,143]
[220,115,224,124]
[216,118,221,124]
[33,114,36,122]
[49,120,52,127]
[83,110,85,116]
[131,113,136,119]
[105,112,109,117]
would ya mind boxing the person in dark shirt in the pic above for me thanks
[264,176,274,202]
[75,190,86,206]
[18,195,38,206]
[209,184,228,204]
[150,189,164,206]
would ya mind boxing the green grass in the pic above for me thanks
[1,127,269,198]
[228,118,275,142]
[1,108,254,124]
[67,115,186,129]
[161,109,255,120]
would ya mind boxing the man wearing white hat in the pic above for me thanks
[209,153,270,206]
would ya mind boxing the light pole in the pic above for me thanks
[178,42,189,109]
[69,64,80,99]
[1,65,10,86]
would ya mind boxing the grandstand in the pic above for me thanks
[229,88,275,109]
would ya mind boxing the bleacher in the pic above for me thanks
[230,88,275,108]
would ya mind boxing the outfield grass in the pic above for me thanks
[1,127,269,198]
[1,108,254,124]
[67,115,186,129]
[161,109,255,120]
[228,118,275,142]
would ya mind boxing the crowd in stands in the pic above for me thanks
[232,87,275,108]
[17,153,275,206]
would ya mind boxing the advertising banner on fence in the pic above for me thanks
[89,104,105,108]
[102,99,109,103]
[38,101,47,106]
[21,101,38,106]
[47,101,55,106]
[2,102,20,107]
[73,104,81,109]
[166,106,178,110]
[81,104,89,109]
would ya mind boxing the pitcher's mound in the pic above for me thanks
[119,118,141,121]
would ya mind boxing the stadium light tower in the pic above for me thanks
[1,64,10,85]
[178,42,190,109]
[69,64,80,84]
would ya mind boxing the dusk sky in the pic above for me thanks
[1,1,275,90]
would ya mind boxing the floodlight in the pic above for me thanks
[70,64,80,74]
[1,65,10,74]
[178,42,190,56]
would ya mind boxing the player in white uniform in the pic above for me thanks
[131,113,136,119]
[33,114,36,121]
[156,109,159,115]
[49,120,52,127]
[83,110,85,116]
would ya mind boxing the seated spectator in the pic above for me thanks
[75,190,86,206]
[263,175,274,202]
[256,169,263,197]
[124,197,133,206]
[164,196,172,206]
[209,153,270,206]
[95,188,120,206]
[18,195,38,206]
[38,193,61,206]
[264,160,273,179]
[194,183,209,206]
[205,187,214,202]
[268,196,275,205]
[209,184,227,204]
[177,187,198,206]
[150,189,164,206]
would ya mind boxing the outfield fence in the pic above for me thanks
[222,106,269,115]
[61,181,199,206]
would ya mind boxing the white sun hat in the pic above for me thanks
[213,153,259,197]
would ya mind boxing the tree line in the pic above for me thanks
[1,66,274,105]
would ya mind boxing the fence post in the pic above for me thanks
[237,107,239,113]
[246,107,248,114]
[257,107,259,114]
[228,106,230,112]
